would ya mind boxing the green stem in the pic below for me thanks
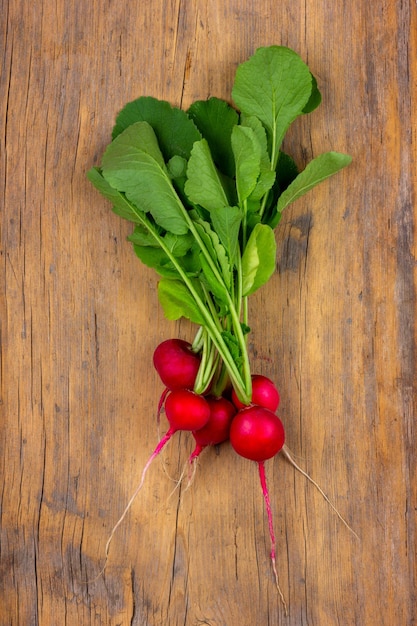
[135,210,251,403]
[259,121,280,220]
[242,296,249,329]
[242,199,248,251]
[174,204,251,401]
[211,360,231,398]
[235,251,243,320]
[194,330,217,394]
[191,326,204,353]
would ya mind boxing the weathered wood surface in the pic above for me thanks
[1,0,416,624]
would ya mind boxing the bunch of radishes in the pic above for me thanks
[152,337,286,597]
[89,46,352,605]
[153,337,285,464]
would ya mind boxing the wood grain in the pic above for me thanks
[1,0,416,624]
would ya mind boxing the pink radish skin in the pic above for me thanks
[153,339,201,390]
[189,395,237,462]
[164,388,210,431]
[229,405,285,462]
[138,389,211,485]
[231,374,280,412]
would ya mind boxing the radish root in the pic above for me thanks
[281,444,359,540]
[89,430,174,582]
[157,386,170,425]
[184,455,199,492]
[258,461,288,615]
[163,460,188,504]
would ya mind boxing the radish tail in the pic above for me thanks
[188,443,204,464]
[281,444,359,540]
[157,392,179,483]
[157,387,170,425]
[184,454,199,492]
[258,461,288,615]
[164,459,188,504]
[98,429,174,579]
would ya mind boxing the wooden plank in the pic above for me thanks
[1,0,416,624]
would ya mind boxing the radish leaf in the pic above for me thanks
[112,96,201,160]
[185,139,230,211]
[302,74,322,114]
[240,116,276,203]
[187,97,238,178]
[198,253,230,305]
[232,46,313,164]
[193,217,231,290]
[102,122,190,235]
[269,151,352,227]
[241,223,276,296]
[89,45,351,405]
[87,167,141,222]
[231,125,261,204]
[158,279,205,325]
[210,205,242,266]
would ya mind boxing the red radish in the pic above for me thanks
[153,339,201,390]
[164,388,210,431]
[189,395,236,462]
[145,389,211,481]
[229,405,285,462]
[230,405,286,609]
[231,374,280,412]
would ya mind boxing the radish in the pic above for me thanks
[153,339,201,390]
[153,338,202,424]
[229,405,285,462]
[89,46,353,603]
[230,405,286,609]
[189,395,236,462]
[231,374,280,412]
[164,388,210,431]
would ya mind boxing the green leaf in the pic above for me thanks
[128,224,162,247]
[187,97,238,178]
[198,252,230,305]
[167,155,187,179]
[231,125,261,204]
[132,243,200,278]
[192,216,231,290]
[133,245,176,276]
[259,151,299,224]
[232,46,313,162]
[88,166,148,223]
[158,278,205,325]
[128,223,199,277]
[241,223,276,296]
[109,119,166,167]
[302,74,322,114]
[129,228,194,256]
[112,96,202,160]
[271,151,352,226]
[210,205,242,266]
[240,115,271,168]
[221,331,243,369]
[101,122,189,235]
[240,116,276,202]
[184,139,230,211]
[163,231,196,256]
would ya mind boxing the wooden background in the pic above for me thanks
[1,0,416,624]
